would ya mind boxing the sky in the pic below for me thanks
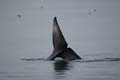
[0,0,120,63]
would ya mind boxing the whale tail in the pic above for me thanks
[47,17,81,60]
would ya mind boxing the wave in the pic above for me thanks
[76,58,120,63]
[20,58,46,61]
[20,57,120,63]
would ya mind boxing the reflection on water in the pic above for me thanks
[53,60,72,79]
[54,60,69,71]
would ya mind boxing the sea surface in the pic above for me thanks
[0,56,120,80]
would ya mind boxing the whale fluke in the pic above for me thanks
[52,17,68,51]
[47,17,81,60]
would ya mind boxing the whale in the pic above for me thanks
[47,17,81,60]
